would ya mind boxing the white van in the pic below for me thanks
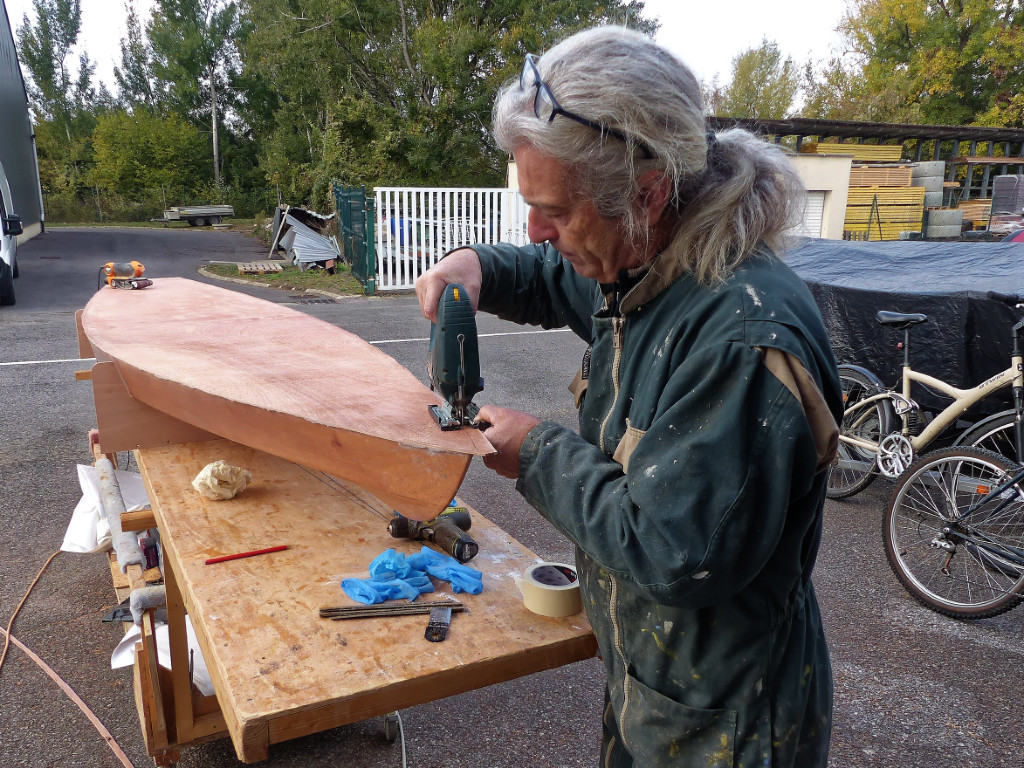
[0,158,22,306]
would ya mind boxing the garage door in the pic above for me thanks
[793,191,825,239]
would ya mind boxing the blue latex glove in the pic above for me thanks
[368,548,420,581]
[341,574,434,604]
[408,546,483,595]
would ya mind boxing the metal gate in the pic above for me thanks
[332,183,376,294]
[374,187,528,291]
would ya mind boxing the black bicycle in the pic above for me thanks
[882,308,1024,619]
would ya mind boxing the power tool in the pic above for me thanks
[387,505,479,563]
[427,283,485,430]
[98,260,152,290]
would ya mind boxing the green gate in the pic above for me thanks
[332,182,376,294]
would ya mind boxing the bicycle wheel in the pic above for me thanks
[958,409,1018,463]
[827,367,895,499]
[884,446,1024,619]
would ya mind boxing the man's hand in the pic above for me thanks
[476,405,541,479]
[415,248,483,322]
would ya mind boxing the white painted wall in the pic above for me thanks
[789,154,853,240]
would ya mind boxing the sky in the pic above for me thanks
[3,0,850,91]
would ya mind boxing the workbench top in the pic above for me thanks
[136,439,596,763]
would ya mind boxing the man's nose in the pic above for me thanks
[527,208,558,244]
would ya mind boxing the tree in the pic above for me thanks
[114,1,158,112]
[16,0,103,196]
[706,39,800,120]
[147,0,243,187]
[837,0,1023,126]
[90,111,207,194]
[240,0,657,206]
[16,0,90,124]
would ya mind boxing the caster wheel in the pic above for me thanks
[383,712,400,742]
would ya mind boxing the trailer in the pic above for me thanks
[162,205,234,226]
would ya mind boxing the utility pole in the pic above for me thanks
[210,63,221,188]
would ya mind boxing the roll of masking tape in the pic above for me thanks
[514,562,582,618]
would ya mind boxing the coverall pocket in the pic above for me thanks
[620,674,737,768]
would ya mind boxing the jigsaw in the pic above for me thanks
[427,283,485,430]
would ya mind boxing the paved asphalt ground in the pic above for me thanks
[2,227,1023,768]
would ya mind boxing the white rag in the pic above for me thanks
[63,465,152,554]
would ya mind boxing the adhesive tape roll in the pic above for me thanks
[515,562,582,618]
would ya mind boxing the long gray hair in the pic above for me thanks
[493,26,806,284]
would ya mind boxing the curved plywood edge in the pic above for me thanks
[81,278,492,519]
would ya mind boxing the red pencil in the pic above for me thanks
[205,545,289,565]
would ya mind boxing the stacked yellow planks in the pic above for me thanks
[843,160,925,240]
[802,142,906,163]
[848,166,913,187]
[957,199,993,230]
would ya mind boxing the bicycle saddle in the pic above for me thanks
[876,311,928,329]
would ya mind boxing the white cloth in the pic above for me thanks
[111,614,214,697]
[62,465,152,554]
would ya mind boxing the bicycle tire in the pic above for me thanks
[827,367,895,499]
[883,446,1024,620]
[957,409,1018,463]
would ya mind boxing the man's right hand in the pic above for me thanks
[415,248,483,322]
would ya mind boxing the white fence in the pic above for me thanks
[374,187,529,291]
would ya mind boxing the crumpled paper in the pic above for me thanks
[192,461,253,500]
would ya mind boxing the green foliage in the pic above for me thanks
[706,38,800,120]
[15,0,90,123]
[834,0,1024,126]
[114,1,158,112]
[241,0,657,204]
[89,111,208,193]
[18,0,659,219]
[148,0,244,185]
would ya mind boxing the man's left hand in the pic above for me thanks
[476,405,541,479]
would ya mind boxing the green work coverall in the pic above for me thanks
[468,238,842,768]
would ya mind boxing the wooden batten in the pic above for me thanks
[75,309,94,359]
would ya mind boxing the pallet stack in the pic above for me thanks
[799,142,923,241]
[956,199,992,231]
[844,183,926,241]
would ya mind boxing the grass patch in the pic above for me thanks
[203,261,367,296]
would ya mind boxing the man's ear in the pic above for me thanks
[638,171,673,226]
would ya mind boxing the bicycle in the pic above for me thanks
[884,445,1024,619]
[827,291,1024,499]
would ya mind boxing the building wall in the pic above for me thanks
[789,154,852,240]
[0,0,43,237]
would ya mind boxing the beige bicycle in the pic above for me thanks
[828,292,1024,499]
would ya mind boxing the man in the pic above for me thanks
[417,26,841,768]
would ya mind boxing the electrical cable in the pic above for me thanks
[0,627,136,768]
[296,464,393,521]
[0,549,136,767]
[396,710,408,768]
[0,548,60,676]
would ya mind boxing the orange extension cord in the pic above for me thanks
[0,550,136,768]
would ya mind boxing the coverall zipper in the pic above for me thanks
[609,573,634,753]
[599,288,625,454]
[596,285,633,750]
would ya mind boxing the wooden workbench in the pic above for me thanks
[123,438,596,764]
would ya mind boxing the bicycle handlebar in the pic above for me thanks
[986,291,1024,307]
